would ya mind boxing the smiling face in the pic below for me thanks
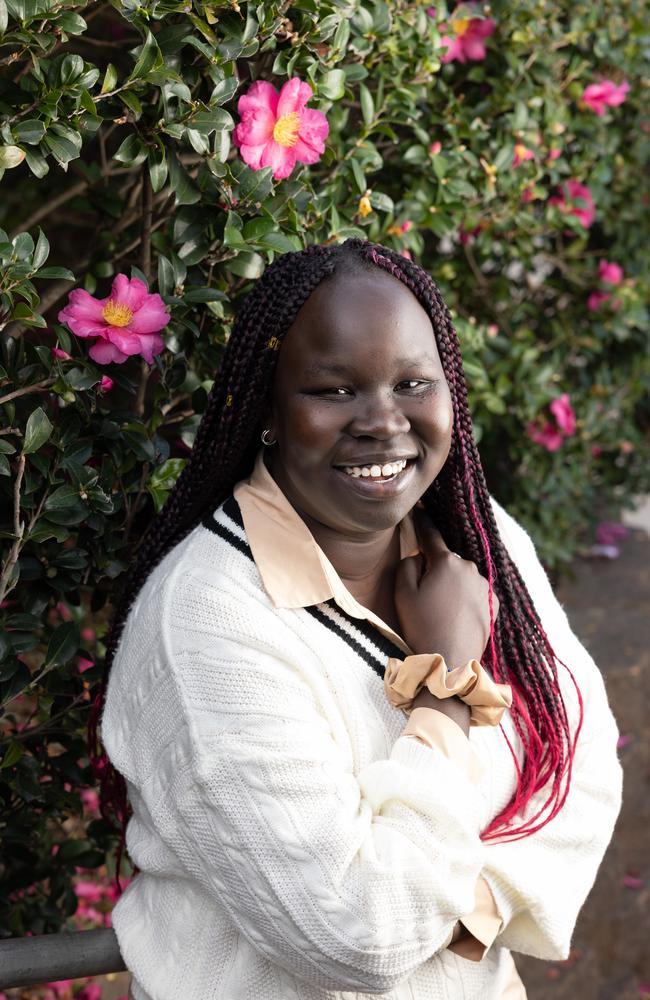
[267,266,454,536]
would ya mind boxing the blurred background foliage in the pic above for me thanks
[0,0,648,940]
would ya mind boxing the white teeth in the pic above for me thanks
[343,459,408,479]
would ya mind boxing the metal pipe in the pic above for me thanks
[0,928,126,989]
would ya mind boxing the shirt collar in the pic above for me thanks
[233,450,418,653]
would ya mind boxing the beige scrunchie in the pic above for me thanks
[384,653,512,727]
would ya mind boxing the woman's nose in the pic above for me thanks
[346,393,410,439]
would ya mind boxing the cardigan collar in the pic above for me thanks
[233,449,418,654]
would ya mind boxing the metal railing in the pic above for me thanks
[0,928,126,989]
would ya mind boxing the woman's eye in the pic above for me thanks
[396,379,429,391]
[312,387,350,396]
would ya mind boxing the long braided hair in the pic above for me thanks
[89,238,582,888]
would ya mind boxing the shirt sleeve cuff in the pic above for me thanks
[449,876,503,961]
[401,707,485,784]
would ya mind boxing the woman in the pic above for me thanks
[95,240,622,1000]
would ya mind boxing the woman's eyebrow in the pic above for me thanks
[304,354,438,377]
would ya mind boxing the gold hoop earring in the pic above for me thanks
[261,429,277,446]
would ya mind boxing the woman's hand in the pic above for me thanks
[395,512,499,667]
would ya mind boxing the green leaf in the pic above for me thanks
[0,146,25,169]
[167,152,200,205]
[13,119,45,145]
[319,69,346,101]
[113,133,148,166]
[23,146,49,178]
[32,228,49,270]
[0,742,22,769]
[359,84,374,127]
[0,454,10,476]
[101,63,118,94]
[44,131,79,168]
[189,107,234,134]
[57,10,87,34]
[22,406,53,454]
[130,30,164,81]
[0,0,7,34]
[119,90,143,117]
[148,146,168,193]
[36,266,74,280]
[12,231,33,259]
[258,232,300,253]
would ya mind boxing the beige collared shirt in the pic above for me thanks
[233,450,526,995]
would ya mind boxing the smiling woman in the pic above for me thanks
[91,240,622,1000]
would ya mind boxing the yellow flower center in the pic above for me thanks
[452,17,470,36]
[272,112,301,148]
[102,300,134,327]
[358,194,373,218]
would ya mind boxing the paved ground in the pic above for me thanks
[516,514,650,1000]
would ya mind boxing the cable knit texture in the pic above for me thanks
[102,495,622,1000]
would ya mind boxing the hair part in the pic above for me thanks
[88,239,582,890]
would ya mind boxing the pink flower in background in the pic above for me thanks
[587,290,611,311]
[521,187,535,203]
[582,79,630,115]
[99,375,114,392]
[81,788,100,814]
[526,421,563,452]
[598,259,624,285]
[400,220,413,233]
[77,656,94,673]
[547,147,561,161]
[74,880,104,904]
[549,179,595,228]
[76,985,103,1000]
[234,78,329,181]
[549,393,576,436]
[52,347,71,360]
[59,275,169,365]
[512,143,534,167]
[429,140,442,155]
[439,7,495,63]
[527,393,576,451]
[596,521,629,546]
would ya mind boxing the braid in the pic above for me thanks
[89,239,582,891]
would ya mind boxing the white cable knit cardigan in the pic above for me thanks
[102,494,622,1000]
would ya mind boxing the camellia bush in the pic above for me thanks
[1,0,649,946]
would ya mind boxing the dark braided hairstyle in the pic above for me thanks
[88,238,583,890]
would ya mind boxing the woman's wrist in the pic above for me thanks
[410,687,471,736]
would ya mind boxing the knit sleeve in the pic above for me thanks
[482,500,623,960]
[131,577,488,994]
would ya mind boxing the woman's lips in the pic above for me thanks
[333,459,416,499]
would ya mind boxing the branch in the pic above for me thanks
[0,377,55,407]
[0,454,25,605]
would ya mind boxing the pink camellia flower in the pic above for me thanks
[99,375,114,393]
[598,259,624,285]
[81,788,100,814]
[233,78,329,181]
[513,143,534,167]
[52,347,71,360]
[582,79,630,116]
[439,6,495,64]
[548,147,562,161]
[76,983,103,1000]
[77,656,94,673]
[400,220,413,233]
[587,290,610,311]
[58,275,169,365]
[429,140,442,155]
[74,880,104,904]
[596,521,629,546]
[526,421,563,452]
[549,393,576,436]
[549,179,595,228]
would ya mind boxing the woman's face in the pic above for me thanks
[267,267,454,535]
